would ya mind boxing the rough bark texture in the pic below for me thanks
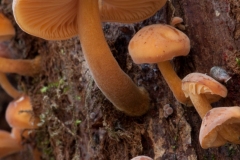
[1,0,240,160]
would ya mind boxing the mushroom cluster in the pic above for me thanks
[127,18,240,149]
[8,0,240,155]
[0,13,41,159]
[12,0,169,116]
[0,95,40,159]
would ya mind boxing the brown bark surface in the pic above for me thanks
[1,0,240,160]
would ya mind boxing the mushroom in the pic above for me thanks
[0,13,15,41]
[0,128,39,159]
[0,130,22,159]
[199,107,240,148]
[131,155,153,160]
[181,73,235,148]
[182,73,227,118]
[13,0,167,116]
[0,13,41,76]
[6,95,40,129]
[128,24,191,105]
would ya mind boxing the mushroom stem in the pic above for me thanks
[157,61,191,105]
[188,92,212,119]
[0,72,22,99]
[0,130,23,159]
[77,0,150,116]
[0,56,41,76]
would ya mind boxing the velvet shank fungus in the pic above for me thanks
[199,107,240,148]
[128,24,191,105]
[6,95,39,129]
[13,0,167,116]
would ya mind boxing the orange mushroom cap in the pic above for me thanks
[13,0,166,40]
[199,107,240,148]
[182,73,227,104]
[6,95,39,129]
[128,24,190,64]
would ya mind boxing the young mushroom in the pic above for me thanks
[182,73,227,118]
[128,24,191,105]
[6,95,40,129]
[0,130,23,159]
[13,0,167,116]
[199,107,240,148]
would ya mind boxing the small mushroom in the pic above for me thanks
[199,107,240,148]
[6,95,40,129]
[131,155,153,160]
[13,0,167,116]
[182,73,227,118]
[0,130,22,159]
[128,24,191,105]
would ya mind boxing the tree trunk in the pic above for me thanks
[1,0,240,160]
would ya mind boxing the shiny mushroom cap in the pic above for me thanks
[128,24,190,64]
[6,95,39,129]
[199,107,240,148]
[0,13,15,41]
[182,73,227,104]
[99,0,167,23]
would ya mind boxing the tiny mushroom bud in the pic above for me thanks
[170,17,186,30]
[199,107,240,148]
[209,66,231,83]
[0,130,22,159]
[128,24,191,105]
[6,95,40,129]
[182,73,227,118]
[13,0,168,116]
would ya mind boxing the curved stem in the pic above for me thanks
[188,93,212,118]
[157,61,191,105]
[0,56,41,76]
[0,73,22,99]
[77,0,150,116]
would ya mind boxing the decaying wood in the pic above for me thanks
[1,0,240,160]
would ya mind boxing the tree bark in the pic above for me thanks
[1,0,240,160]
